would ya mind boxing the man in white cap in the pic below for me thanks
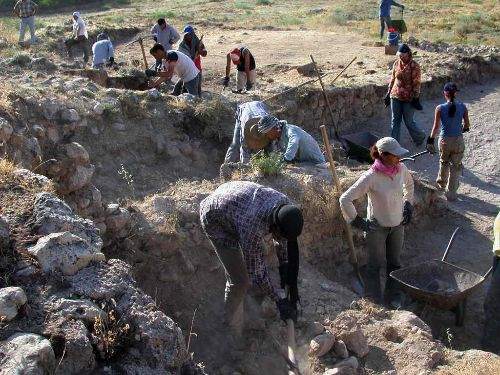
[65,11,90,65]
[256,115,325,164]
[340,137,413,308]
[92,33,114,69]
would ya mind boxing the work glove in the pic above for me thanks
[462,126,470,133]
[276,298,297,323]
[106,57,115,67]
[384,92,391,108]
[222,76,230,87]
[145,69,158,78]
[411,97,423,111]
[246,81,253,91]
[402,201,413,225]
[426,136,436,154]
[351,216,378,232]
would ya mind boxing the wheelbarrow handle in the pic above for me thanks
[442,227,460,262]
[483,266,494,279]
[400,150,430,163]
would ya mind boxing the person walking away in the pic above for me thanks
[379,0,404,39]
[92,33,114,69]
[384,44,426,146]
[178,25,207,96]
[200,181,303,342]
[224,101,270,165]
[65,12,90,65]
[151,18,180,70]
[224,47,256,92]
[257,115,326,164]
[482,211,500,355]
[340,137,414,308]
[147,45,200,96]
[13,0,38,46]
[426,82,470,201]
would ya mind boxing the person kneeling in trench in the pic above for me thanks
[340,137,414,308]
[199,181,303,342]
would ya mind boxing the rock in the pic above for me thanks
[64,142,89,164]
[31,57,57,72]
[335,356,359,369]
[46,297,106,324]
[311,321,325,335]
[25,136,42,161]
[106,207,131,233]
[309,332,335,357]
[324,368,356,375]
[106,203,120,215]
[0,287,27,321]
[394,310,432,334]
[148,88,161,99]
[93,102,104,115]
[297,62,316,76]
[0,333,56,374]
[260,296,277,319]
[31,124,45,138]
[0,117,13,142]
[0,215,9,249]
[340,328,369,358]
[60,108,80,123]
[333,339,349,359]
[112,122,126,131]
[64,164,95,193]
[28,231,105,276]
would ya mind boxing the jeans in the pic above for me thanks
[65,37,91,64]
[236,70,256,91]
[482,256,500,354]
[380,16,391,39]
[172,73,200,96]
[437,136,465,200]
[360,224,404,304]
[19,16,36,43]
[390,98,426,145]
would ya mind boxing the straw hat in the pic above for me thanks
[244,117,270,151]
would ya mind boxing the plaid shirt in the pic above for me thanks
[390,59,421,102]
[14,0,37,18]
[200,181,290,300]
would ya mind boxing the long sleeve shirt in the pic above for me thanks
[277,124,326,164]
[73,17,88,38]
[339,163,414,228]
[237,101,270,163]
[14,0,37,18]
[199,181,290,300]
[494,212,500,257]
[390,59,421,102]
[151,24,180,50]
[379,0,403,17]
[92,40,114,67]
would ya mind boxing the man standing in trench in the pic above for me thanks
[200,181,303,343]
[13,0,38,46]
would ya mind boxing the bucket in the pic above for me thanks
[387,32,399,46]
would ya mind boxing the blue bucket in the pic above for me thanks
[387,32,399,46]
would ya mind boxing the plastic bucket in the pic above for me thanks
[387,32,399,46]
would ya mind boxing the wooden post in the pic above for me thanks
[138,38,148,69]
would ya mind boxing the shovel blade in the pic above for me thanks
[350,273,365,296]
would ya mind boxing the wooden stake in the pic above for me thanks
[138,38,148,69]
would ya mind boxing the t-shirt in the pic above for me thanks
[439,101,467,138]
[494,211,500,257]
[379,0,401,17]
[73,17,88,38]
[236,47,256,72]
[163,50,199,82]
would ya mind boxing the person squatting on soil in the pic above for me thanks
[384,44,426,146]
[147,44,201,96]
[200,181,303,339]
[178,25,207,96]
[224,101,270,164]
[151,18,180,71]
[482,211,500,354]
[340,137,414,308]
[379,0,404,39]
[256,115,326,164]
[426,82,470,202]
[65,12,90,65]
[13,0,38,45]
[92,33,115,69]
[224,47,256,92]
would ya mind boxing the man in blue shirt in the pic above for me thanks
[92,33,114,69]
[379,0,405,39]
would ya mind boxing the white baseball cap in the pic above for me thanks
[375,137,408,157]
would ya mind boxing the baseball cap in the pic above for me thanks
[183,25,194,34]
[443,82,459,92]
[397,43,411,54]
[376,137,408,157]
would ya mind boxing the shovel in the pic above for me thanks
[320,125,364,296]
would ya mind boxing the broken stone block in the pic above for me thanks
[64,142,90,164]
[46,297,106,324]
[28,231,105,276]
[64,164,95,193]
[60,108,81,123]
[0,287,27,321]
[106,207,131,233]
[309,332,335,357]
[0,333,56,374]
[0,117,13,142]
[340,328,369,358]
[333,339,349,359]
[311,321,325,336]
[0,215,9,249]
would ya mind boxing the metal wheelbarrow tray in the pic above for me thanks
[390,228,493,326]
[341,131,380,163]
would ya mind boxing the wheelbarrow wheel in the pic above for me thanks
[453,299,467,327]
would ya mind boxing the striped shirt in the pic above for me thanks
[200,181,290,300]
[14,0,37,18]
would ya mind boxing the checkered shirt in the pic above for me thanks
[200,181,290,300]
[14,0,37,18]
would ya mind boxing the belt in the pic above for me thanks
[21,15,34,18]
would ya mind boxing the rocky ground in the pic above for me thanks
[0,15,499,375]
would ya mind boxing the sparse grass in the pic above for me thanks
[118,164,135,198]
[250,152,284,177]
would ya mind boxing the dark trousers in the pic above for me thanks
[65,36,90,64]
[380,16,391,39]
[360,224,404,304]
[482,256,500,354]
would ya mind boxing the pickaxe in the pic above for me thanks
[125,36,149,69]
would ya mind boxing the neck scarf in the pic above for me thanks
[371,158,401,178]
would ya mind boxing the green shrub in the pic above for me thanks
[250,152,284,176]
[256,0,272,5]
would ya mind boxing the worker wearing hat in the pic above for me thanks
[340,137,414,308]
[200,181,303,340]
[178,25,207,95]
[426,82,470,201]
[223,46,256,92]
[245,115,325,164]
[92,32,114,69]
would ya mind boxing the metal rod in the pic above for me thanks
[261,73,331,104]
[441,227,460,262]
[138,38,148,70]
[400,150,430,163]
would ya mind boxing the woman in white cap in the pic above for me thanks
[339,137,414,308]
[65,11,90,65]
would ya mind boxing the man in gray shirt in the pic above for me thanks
[151,18,180,70]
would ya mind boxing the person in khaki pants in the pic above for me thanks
[426,82,470,201]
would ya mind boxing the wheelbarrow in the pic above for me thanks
[341,131,380,163]
[390,8,408,38]
[390,227,493,326]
